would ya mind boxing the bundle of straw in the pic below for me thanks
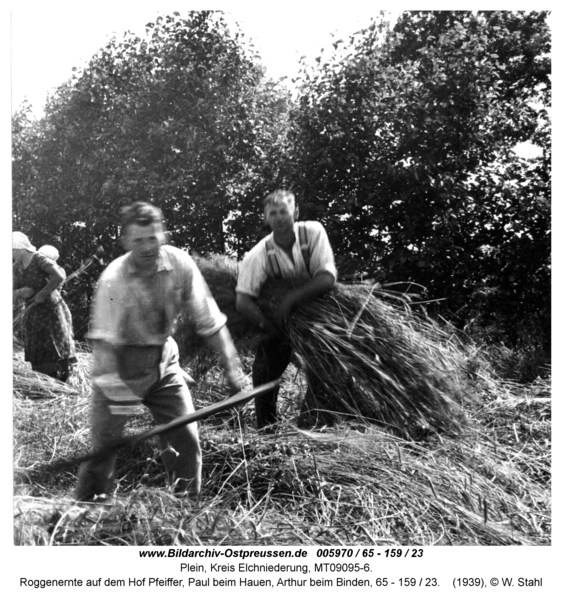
[268,281,467,437]
[13,352,81,401]
[189,254,467,438]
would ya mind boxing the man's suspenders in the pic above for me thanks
[298,223,311,274]
[265,238,283,279]
[266,223,311,279]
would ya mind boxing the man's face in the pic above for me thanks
[264,199,295,236]
[123,222,165,272]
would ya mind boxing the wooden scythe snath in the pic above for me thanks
[47,380,280,471]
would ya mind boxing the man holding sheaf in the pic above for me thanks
[236,189,337,430]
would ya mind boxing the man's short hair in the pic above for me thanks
[263,190,295,211]
[120,201,163,232]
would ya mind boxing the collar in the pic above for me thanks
[270,222,299,249]
[125,245,174,275]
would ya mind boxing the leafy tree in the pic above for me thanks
[13,11,291,262]
[288,11,550,350]
[12,11,292,338]
[12,102,37,229]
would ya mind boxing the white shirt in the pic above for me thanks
[236,221,337,298]
[89,245,226,346]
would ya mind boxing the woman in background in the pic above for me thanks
[13,232,76,382]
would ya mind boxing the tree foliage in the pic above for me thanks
[287,10,550,344]
[12,10,551,356]
[12,11,293,338]
[12,11,291,262]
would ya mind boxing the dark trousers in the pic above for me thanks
[252,336,293,429]
[252,337,334,429]
[75,339,201,501]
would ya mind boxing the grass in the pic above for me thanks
[188,256,470,438]
[13,345,551,546]
[12,254,550,545]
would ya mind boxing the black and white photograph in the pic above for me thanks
[7,2,555,596]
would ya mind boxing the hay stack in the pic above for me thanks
[275,282,467,437]
[13,353,80,401]
[188,254,467,438]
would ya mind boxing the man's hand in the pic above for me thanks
[204,327,246,393]
[273,294,295,329]
[259,317,281,338]
[272,273,336,328]
[225,358,245,394]
[236,292,281,337]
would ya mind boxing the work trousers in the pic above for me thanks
[252,336,333,429]
[252,336,293,429]
[75,339,201,501]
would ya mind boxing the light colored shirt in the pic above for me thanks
[89,245,226,346]
[236,221,337,299]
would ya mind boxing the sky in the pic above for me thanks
[9,2,394,116]
[9,1,552,156]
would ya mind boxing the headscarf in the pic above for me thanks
[12,232,36,252]
[38,245,60,261]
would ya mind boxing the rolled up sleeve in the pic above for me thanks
[236,246,268,298]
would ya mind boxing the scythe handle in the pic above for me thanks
[46,380,279,471]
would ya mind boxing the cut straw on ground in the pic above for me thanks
[13,254,550,545]
[13,347,550,546]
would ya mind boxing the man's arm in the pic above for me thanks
[236,293,279,337]
[182,253,245,393]
[237,273,335,331]
[203,326,244,393]
[274,271,335,327]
